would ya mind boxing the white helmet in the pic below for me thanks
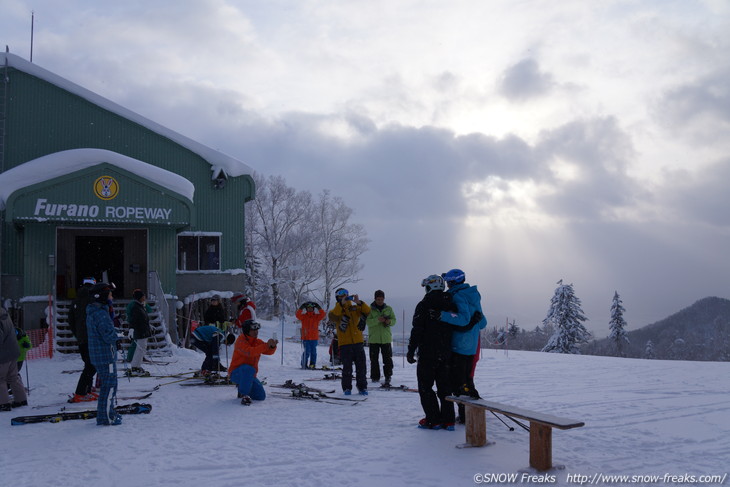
[421,274,445,293]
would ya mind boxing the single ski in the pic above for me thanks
[40,392,153,409]
[376,384,418,392]
[307,373,342,381]
[12,403,152,425]
[180,377,233,386]
[271,391,359,406]
[270,380,335,394]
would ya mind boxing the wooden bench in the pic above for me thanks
[446,396,585,471]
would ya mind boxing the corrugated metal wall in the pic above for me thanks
[2,66,255,298]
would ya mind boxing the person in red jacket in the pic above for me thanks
[228,320,277,405]
[233,294,257,329]
[296,301,326,369]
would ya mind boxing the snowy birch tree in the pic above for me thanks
[310,190,369,310]
[247,173,312,317]
[608,291,629,357]
[541,279,591,354]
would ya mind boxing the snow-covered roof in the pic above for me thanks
[1,52,254,178]
[0,148,195,210]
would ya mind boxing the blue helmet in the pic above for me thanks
[442,269,465,285]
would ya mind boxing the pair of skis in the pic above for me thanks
[12,403,152,425]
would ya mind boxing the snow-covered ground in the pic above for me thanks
[3,319,729,487]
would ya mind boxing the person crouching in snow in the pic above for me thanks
[229,320,278,405]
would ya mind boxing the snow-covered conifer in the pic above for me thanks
[541,279,591,354]
[608,291,629,357]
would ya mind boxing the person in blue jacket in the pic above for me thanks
[191,324,235,375]
[86,282,122,426]
[437,269,487,421]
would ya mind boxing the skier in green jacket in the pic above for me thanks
[366,290,397,387]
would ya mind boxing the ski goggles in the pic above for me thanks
[249,321,261,331]
[335,289,349,298]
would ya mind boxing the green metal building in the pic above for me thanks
[0,52,255,345]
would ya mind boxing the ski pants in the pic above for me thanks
[130,338,148,368]
[230,365,266,400]
[75,342,97,396]
[340,342,367,392]
[450,352,476,422]
[94,361,119,425]
[191,336,223,371]
[368,343,393,382]
[417,356,454,424]
[301,340,318,368]
[0,360,27,405]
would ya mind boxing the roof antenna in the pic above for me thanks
[30,10,35,62]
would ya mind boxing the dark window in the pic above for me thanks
[178,234,220,271]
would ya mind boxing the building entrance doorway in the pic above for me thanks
[56,228,148,299]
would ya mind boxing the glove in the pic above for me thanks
[428,309,441,320]
[22,342,31,349]
[406,352,416,364]
[339,315,350,332]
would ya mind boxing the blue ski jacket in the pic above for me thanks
[439,283,487,355]
[86,302,118,366]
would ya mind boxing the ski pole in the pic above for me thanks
[490,411,514,431]
[25,360,30,396]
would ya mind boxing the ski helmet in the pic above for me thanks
[241,319,261,336]
[421,275,445,293]
[90,282,113,303]
[442,269,465,285]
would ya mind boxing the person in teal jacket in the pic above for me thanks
[366,290,397,386]
[438,269,487,423]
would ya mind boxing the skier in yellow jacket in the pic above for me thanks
[328,288,371,395]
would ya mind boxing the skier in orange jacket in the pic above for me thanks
[229,320,278,405]
[296,301,326,369]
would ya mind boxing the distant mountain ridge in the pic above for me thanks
[588,296,730,361]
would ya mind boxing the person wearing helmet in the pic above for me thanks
[328,288,371,395]
[86,282,122,425]
[228,320,278,405]
[438,269,487,423]
[407,275,458,430]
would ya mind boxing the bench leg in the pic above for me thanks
[465,406,487,447]
[529,423,552,471]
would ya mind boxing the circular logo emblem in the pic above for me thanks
[94,176,119,200]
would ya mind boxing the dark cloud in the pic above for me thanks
[498,58,555,101]
[655,66,730,143]
[534,117,642,219]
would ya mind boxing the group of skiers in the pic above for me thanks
[3,268,486,427]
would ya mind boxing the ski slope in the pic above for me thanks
[3,320,728,487]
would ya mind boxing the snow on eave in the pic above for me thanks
[1,52,254,178]
[0,149,195,210]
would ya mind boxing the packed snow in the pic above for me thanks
[3,318,729,487]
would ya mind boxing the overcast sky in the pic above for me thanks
[2,0,729,337]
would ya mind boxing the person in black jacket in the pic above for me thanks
[67,277,98,403]
[203,295,227,326]
[127,289,152,376]
[407,275,458,430]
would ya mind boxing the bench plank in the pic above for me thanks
[446,396,584,430]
